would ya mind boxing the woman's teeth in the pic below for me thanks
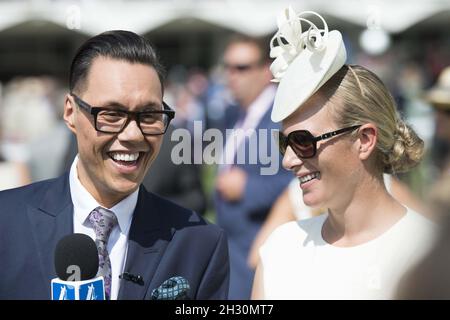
[299,172,320,184]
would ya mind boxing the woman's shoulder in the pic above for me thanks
[401,208,438,241]
[385,208,438,257]
[404,208,437,230]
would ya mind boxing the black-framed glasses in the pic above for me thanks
[278,125,361,159]
[71,94,175,135]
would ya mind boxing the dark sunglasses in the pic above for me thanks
[223,62,261,73]
[278,125,361,159]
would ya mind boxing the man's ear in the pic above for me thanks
[63,94,77,135]
[357,123,378,160]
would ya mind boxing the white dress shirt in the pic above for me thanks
[69,156,138,300]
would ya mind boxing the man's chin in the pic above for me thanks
[109,179,141,196]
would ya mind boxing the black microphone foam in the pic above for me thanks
[54,233,99,281]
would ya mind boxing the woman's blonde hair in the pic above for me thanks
[319,64,424,174]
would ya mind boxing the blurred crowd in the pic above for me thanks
[0,43,449,204]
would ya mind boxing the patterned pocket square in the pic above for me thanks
[151,276,190,300]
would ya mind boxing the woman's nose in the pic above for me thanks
[282,146,304,171]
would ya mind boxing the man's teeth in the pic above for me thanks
[299,172,320,184]
[110,152,139,162]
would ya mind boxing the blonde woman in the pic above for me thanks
[247,174,426,270]
[252,8,437,299]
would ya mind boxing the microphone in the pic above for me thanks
[51,233,105,300]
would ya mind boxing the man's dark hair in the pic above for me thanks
[69,30,165,94]
[225,34,271,65]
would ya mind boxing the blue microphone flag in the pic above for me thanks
[51,276,105,300]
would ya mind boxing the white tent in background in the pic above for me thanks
[0,0,449,37]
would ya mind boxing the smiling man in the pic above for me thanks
[0,30,229,300]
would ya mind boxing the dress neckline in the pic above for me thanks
[316,207,411,251]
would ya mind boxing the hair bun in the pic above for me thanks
[385,122,424,174]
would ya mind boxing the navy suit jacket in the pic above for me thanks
[215,102,292,299]
[0,174,229,300]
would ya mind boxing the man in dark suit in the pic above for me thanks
[142,124,206,215]
[215,35,291,299]
[0,30,229,300]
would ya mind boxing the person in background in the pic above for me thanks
[215,34,291,299]
[142,124,206,215]
[424,66,450,220]
[0,156,30,191]
[0,122,31,190]
[396,175,450,299]
[394,66,450,300]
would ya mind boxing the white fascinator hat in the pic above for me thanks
[270,7,347,122]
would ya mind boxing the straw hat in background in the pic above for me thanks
[426,66,450,111]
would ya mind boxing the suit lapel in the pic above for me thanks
[26,174,74,286]
[118,187,175,300]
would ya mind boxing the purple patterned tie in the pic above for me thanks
[88,206,118,300]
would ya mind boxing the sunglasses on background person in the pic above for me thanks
[278,125,361,159]
[223,61,263,73]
